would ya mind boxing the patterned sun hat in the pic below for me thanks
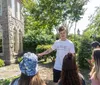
[19,52,38,76]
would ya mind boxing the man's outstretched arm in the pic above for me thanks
[37,48,53,57]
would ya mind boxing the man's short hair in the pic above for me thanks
[58,26,66,32]
[91,41,100,48]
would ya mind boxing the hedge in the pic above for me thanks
[77,36,92,68]
[36,45,56,62]
[0,59,5,67]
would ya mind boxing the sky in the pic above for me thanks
[70,0,100,34]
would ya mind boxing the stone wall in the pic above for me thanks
[7,2,24,64]
[0,0,24,64]
[0,0,10,64]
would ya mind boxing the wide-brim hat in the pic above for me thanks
[19,52,38,76]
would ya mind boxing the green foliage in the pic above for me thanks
[17,57,23,63]
[77,35,92,68]
[85,7,100,37]
[22,0,88,33]
[0,76,19,85]
[68,34,80,53]
[0,59,5,67]
[36,45,56,61]
[80,8,100,68]
[36,45,51,53]
[83,22,100,42]
[23,30,55,53]
[36,44,56,56]
[22,0,89,54]
[95,37,100,42]
[0,79,11,85]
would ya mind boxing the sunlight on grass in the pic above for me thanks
[0,76,19,85]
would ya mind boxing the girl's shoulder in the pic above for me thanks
[90,75,100,85]
[78,73,86,85]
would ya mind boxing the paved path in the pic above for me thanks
[0,64,20,80]
[0,62,90,85]
[0,62,54,85]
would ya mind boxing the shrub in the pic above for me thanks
[16,57,23,63]
[36,45,51,53]
[68,34,80,53]
[0,79,11,85]
[77,35,92,68]
[95,36,100,42]
[36,45,56,62]
[0,76,19,85]
[23,30,55,53]
[0,59,5,67]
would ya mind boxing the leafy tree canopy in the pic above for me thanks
[22,0,88,33]
[84,7,100,36]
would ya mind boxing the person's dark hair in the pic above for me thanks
[58,26,66,32]
[19,73,33,85]
[61,53,81,85]
[91,41,100,48]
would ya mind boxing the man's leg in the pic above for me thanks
[53,69,61,84]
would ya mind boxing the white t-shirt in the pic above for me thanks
[52,39,75,71]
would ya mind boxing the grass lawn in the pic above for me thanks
[0,79,12,85]
[0,76,19,85]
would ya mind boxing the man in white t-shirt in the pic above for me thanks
[38,26,75,85]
